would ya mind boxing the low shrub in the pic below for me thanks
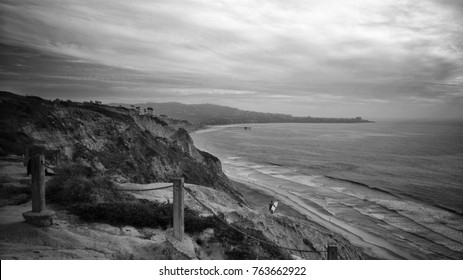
[47,163,132,205]
[47,163,219,232]
[71,199,218,233]
[71,200,172,228]
[184,212,217,234]
[0,184,31,206]
[47,176,131,205]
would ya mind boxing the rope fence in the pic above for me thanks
[26,148,339,259]
[116,185,173,192]
[43,164,56,171]
[183,186,326,256]
[108,178,336,259]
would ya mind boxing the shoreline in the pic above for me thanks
[228,174,411,260]
[191,125,416,260]
[191,123,463,259]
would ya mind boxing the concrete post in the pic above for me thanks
[173,177,185,242]
[23,154,55,227]
[327,245,338,260]
[23,146,29,167]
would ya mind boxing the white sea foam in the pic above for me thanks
[376,199,463,248]
[193,124,240,134]
[228,156,463,256]
[272,174,322,188]
[226,156,244,160]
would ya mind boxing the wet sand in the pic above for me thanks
[230,175,411,259]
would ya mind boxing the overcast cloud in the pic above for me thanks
[1,0,462,119]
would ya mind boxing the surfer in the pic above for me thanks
[269,200,278,214]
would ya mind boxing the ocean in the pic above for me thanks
[191,121,463,259]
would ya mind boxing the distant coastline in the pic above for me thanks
[110,102,373,125]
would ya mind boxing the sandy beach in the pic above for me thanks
[229,175,411,259]
[193,128,454,259]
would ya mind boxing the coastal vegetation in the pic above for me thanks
[46,162,288,259]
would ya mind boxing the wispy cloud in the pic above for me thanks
[0,0,462,119]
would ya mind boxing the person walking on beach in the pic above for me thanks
[269,200,274,214]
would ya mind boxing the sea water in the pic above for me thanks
[191,121,463,259]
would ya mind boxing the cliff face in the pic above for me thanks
[0,92,243,202]
[171,128,222,174]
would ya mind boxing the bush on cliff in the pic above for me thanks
[47,163,132,205]
[46,163,217,232]
[72,201,217,232]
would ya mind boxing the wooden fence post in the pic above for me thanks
[31,155,45,212]
[327,245,338,260]
[23,146,29,167]
[23,154,55,227]
[186,142,192,156]
[173,177,185,242]
[54,150,60,167]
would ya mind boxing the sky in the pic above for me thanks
[1,0,463,120]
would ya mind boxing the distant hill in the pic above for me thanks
[109,102,372,125]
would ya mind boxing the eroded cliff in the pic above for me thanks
[0,91,242,202]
